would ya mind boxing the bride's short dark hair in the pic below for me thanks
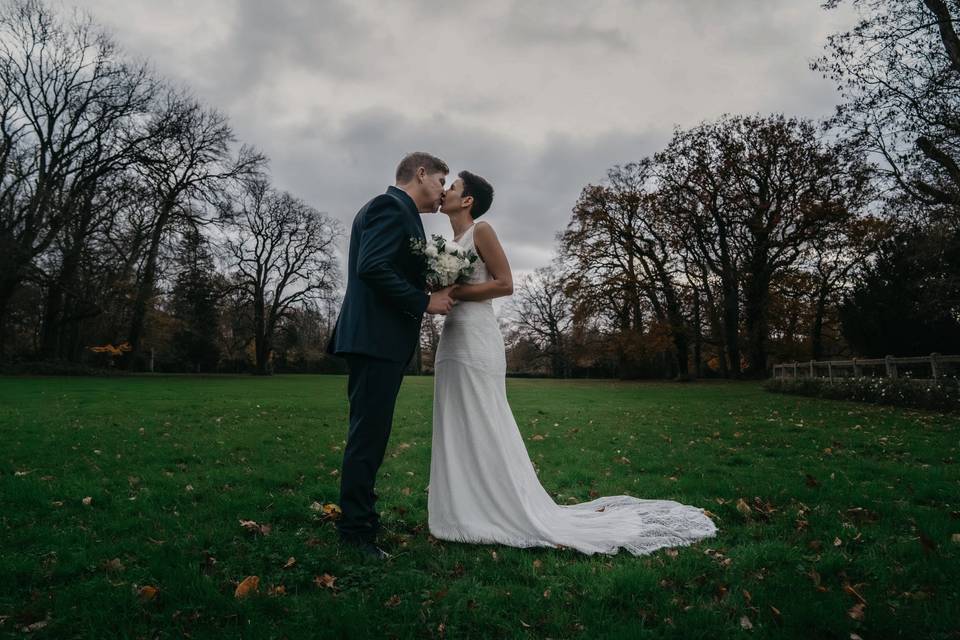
[460,170,494,219]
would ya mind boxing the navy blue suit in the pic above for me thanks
[326,186,430,542]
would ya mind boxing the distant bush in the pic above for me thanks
[765,376,960,412]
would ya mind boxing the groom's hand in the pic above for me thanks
[426,286,456,315]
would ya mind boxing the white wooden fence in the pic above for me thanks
[771,353,960,382]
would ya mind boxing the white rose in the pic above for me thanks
[444,241,463,255]
[425,244,438,258]
[437,254,456,271]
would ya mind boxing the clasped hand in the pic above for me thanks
[426,285,457,315]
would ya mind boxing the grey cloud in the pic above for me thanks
[256,106,664,277]
[65,0,856,282]
[496,20,632,52]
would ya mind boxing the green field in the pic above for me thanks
[0,376,957,638]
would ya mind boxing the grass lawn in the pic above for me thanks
[0,375,957,639]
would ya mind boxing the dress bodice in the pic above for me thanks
[455,223,489,286]
[447,223,499,318]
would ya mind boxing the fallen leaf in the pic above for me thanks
[665,548,678,558]
[315,573,337,590]
[321,503,342,520]
[520,620,532,629]
[309,501,323,511]
[268,584,286,596]
[239,519,271,536]
[82,496,92,506]
[401,487,412,496]
[769,605,782,624]
[543,588,551,599]
[234,575,259,599]
[805,474,820,487]
[847,602,866,621]
[736,498,751,517]
[385,594,401,608]
[951,533,960,544]
[739,615,753,630]
[532,559,543,571]
[283,557,296,569]
[137,585,158,602]
[104,558,125,572]
[834,536,843,547]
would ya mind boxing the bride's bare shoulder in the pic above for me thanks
[473,220,498,237]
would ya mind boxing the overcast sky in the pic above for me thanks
[56,0,857,280]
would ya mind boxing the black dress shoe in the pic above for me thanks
[340,537,391,560]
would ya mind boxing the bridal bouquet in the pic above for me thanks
[411,234,479,290]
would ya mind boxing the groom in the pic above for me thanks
[326,152,456,559]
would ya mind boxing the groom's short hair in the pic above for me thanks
[395,152,449,183]
[460,170,494,219]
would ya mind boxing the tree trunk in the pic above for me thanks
[743,270,771,378]
[721,276,741,377]
[126,202,174,368]
[0,276,22,360]
[810,287,829,360]
[693,289,703,378]
[39,279,65,360]
[253,291,271,375]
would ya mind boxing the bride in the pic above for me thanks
[427,170,717,556]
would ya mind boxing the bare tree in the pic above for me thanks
[563,161,692,377]
[816,0,960,216]
[0,0,156,355]
[725,115,874,375]
[419,313,444,373]
[657,115,873,376]
[512,264,574,378]
[655,124,744,376]
[226,180,341,375]
[805,214,889,359]
[124,89,265,367]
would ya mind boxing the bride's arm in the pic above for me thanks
[451,222,513,301]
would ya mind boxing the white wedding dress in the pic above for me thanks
[427,223,718,555]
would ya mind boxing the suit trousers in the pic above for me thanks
[336,353,407,542]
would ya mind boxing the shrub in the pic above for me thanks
[765,376,960,412]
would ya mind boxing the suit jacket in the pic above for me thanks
[326,186,430,363]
